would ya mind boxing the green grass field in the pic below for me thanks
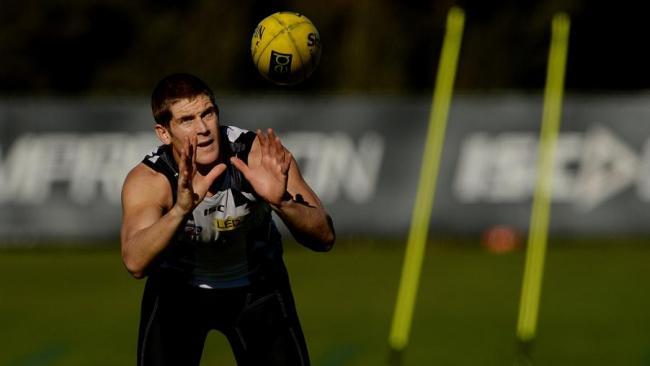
[1,238,649,366]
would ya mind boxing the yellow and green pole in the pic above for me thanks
[516,12,571,365]
[388,6,464,365]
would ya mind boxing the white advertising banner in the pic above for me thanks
[1,95,650,242]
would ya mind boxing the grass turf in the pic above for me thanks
[1,238,649,366]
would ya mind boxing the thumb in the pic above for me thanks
[194,163,226,195]
[206,163,227,183]
[230,156,252,179]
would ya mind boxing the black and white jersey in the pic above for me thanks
[142,125,283,288]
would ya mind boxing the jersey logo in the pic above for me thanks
[183,220,203,241]
[213,216,245,231]
[204,205,225,216]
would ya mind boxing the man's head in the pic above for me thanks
[151,73,219,127]
[152,73,221,166]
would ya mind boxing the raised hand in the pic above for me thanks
[230,129,291,206]
[175,136,226,214]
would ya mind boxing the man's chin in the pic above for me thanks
[196,151,220,166]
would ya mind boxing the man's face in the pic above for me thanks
[157,94,220,166]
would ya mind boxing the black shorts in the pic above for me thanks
[137,262,310,366]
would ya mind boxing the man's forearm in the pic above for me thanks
[272,199,335,251]
[121,206,186,278]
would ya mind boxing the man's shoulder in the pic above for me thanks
[122,163,173,212]
[123,163,170,193]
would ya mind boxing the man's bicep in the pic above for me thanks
[120,168,168,242]
[121,201,164,243]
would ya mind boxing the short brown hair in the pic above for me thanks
[151,73,219,127]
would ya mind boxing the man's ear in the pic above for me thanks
[154,124,172,145]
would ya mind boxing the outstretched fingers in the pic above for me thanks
[178,142,190,187]
[276,130,291,174]
[191,135,197,174]
[267,128,278,157]
[281,149,292,174]
[178,150,187,189]
[265,128,289,174]
[257,129,270,158]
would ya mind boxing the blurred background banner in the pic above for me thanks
[2,94,650,242]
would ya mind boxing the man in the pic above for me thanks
[121,73,335,366]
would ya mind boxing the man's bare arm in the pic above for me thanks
[120,165,185,278]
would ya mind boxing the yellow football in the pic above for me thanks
[251,12,322,85]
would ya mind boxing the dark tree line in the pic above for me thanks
[1,0,648,95]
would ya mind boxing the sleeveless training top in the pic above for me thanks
[142,125,283,289]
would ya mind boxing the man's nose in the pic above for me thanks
[195,119,209,134]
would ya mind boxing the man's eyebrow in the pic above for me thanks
[200,106,216,117]
[178,114,195,122]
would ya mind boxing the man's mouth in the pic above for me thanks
[197,139,214,148]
